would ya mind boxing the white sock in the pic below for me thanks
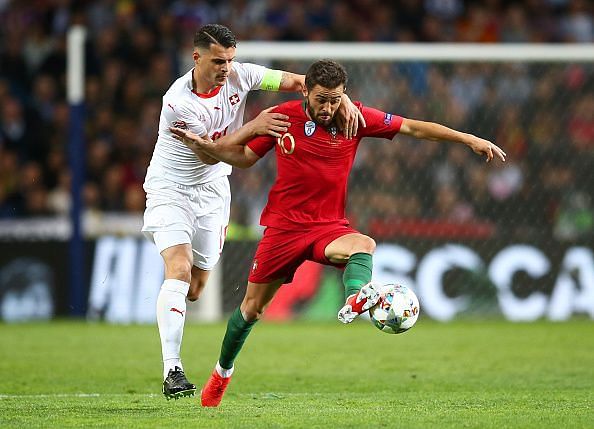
[215,361,234,378]
[157,279,190,379]
[163,358,182,376]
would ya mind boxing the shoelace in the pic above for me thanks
[169,370,189,385]
[208,375,227,394]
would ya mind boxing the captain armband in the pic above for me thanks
[260,69,283,91]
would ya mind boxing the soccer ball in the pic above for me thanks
[369,284,420,334]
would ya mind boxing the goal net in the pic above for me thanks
[210,43,594,322]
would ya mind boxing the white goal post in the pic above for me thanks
[235,42,594,62]
[181,43,594,72]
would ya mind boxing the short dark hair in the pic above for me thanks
[194,24,236,50]
[305,60,348,91]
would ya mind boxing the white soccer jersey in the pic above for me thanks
[145,62,267,186]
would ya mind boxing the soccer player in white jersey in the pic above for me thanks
[142,24,363,400]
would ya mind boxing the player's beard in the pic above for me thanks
[215,74,228,86]
[306,102,333,127]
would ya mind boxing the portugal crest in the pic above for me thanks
[304,120,316,137]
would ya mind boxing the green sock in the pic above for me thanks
[343,252,373,298]
[218,307,257,370]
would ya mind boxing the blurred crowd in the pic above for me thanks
[236,60,594,242]
[0,0,593,242]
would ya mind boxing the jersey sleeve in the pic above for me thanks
[358,103,403,140]
[247,135,275,158]
[234,62,267,92]
[163,100,207,137]
[179,106,208,137]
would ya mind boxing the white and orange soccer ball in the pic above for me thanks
[369,284,420,334]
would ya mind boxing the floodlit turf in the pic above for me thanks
[0,319,592,428]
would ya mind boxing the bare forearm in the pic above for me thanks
[401,119,471,144]
[206,145,253,167]
[279,72,305,92]
[193,147,219,165]
[215,122,256,149]
[170,105,289,167]
[398,117,506,162]
[198,104,289,165]
[195,126,255,167]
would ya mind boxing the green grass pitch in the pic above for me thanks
[1,319,592,428]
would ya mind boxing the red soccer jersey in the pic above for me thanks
[247,100,403,229]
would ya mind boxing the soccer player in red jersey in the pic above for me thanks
[170,60,506,407]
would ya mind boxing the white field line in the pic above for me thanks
[0,392,313,399]
[0,393,160,399]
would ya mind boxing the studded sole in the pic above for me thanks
[163,389,196,400]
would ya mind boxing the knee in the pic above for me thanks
[165,259,193,283]
[355,235,376,255]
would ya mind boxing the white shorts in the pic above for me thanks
[142,175,231,270]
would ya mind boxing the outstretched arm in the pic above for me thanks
[171,126,260,168]
[179,106,288,167]
[169,107,285,168]
[399,118,507,163]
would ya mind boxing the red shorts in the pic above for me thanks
[248,223,360,284]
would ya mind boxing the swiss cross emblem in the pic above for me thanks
[229,93,240,105]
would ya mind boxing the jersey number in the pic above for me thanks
[277,132,295,155]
